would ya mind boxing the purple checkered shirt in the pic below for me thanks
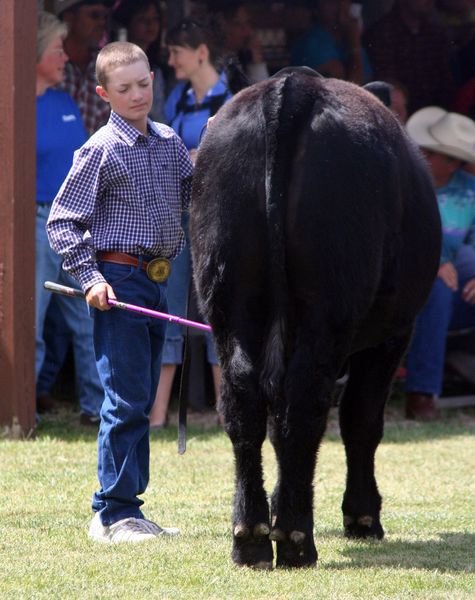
[58,57,110,136]
[47,111,193,292]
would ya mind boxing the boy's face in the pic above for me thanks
[96,60,153,131]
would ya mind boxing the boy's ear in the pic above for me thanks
[150,71,154,82]
[96,85,110,104]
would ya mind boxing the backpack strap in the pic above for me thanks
[171,82,230,139]
[174,82,192,118]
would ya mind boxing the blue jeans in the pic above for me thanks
[36,204,103,417]
[405,245,475,395]
[91,261,168,525]
[37,298,72,396]
[162,230,218,365]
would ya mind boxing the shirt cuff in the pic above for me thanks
[72,265,107,294]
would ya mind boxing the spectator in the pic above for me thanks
[112,0,167,123]
[404,106,475,419]
[363,0,455,115]
[362,0,395,30]
[35,9,103,425]
[291,0,372,84]
[209,1,268,84]
[53,0,114,135]
[435,0,475,50]
[452,74,475,119]
[388,79,410,123]
[366,79,410,122]
[47,41,191,542]
[149,18,233,429]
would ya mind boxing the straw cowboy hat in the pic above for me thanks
[407,106,475,163]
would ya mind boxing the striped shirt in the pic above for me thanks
[47,111,193,292]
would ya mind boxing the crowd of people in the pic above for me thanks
[36,0,475,428]
[33,0,475,544]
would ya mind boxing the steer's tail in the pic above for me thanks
[260,67,320,399]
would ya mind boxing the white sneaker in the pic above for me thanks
[88,513,180,543]
[140,518,180,537]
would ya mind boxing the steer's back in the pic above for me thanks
[191,69,440,364]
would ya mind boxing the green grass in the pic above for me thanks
[1,405,474,599]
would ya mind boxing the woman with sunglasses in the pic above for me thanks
[148,18,237,429]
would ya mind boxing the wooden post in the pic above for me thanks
[0,1,37,436]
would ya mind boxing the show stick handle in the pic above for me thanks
[43,281,85,298]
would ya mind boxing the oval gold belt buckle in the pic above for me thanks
[146,258,171,283]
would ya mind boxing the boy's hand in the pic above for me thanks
[86,282,117,310]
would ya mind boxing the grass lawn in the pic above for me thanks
[1,401,474,599]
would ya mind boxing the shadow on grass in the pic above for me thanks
[35,408,225,444]
[322,531,475,573]
[34,405,474,445]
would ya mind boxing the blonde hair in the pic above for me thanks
[95,41,150,88]
[37,10,68,63]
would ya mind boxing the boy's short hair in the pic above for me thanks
[96,42,151,88]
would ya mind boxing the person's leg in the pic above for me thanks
[150,364,176,427]
[443,247,475,383]
[449,245,475,330]
[55,269,104,421]
[405,277,453,419]
[206,333,223,422]
[92,263,168,525]
[37,298,72,398]
[35,204,64,379]
[150,241,191,427]
[405,278,454,396]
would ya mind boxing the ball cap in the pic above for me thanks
[407,106,475,163]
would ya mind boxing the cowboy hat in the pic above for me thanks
[53,0,115,16]
[407,106,475,163]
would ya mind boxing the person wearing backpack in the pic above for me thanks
[149,18,236,429]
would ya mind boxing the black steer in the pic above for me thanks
[190,67,441,569]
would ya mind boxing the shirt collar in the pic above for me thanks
[109,111,166,145]
[185,72,229,104]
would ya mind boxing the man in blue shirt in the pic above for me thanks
[405,107,475,419]
[47,42,192,542]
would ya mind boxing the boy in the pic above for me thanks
[47,42,193,543]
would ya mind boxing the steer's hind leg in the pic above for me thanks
[220,338,273,569]
[339,332,411,540]
[268,332,337,568]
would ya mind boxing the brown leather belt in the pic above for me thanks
[97,251,171,283]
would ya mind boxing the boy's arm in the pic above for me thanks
[46,145,106,293]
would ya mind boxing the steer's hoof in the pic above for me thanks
[232,523,273,568]
[275,530,317,569]
[343,514,384,540]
